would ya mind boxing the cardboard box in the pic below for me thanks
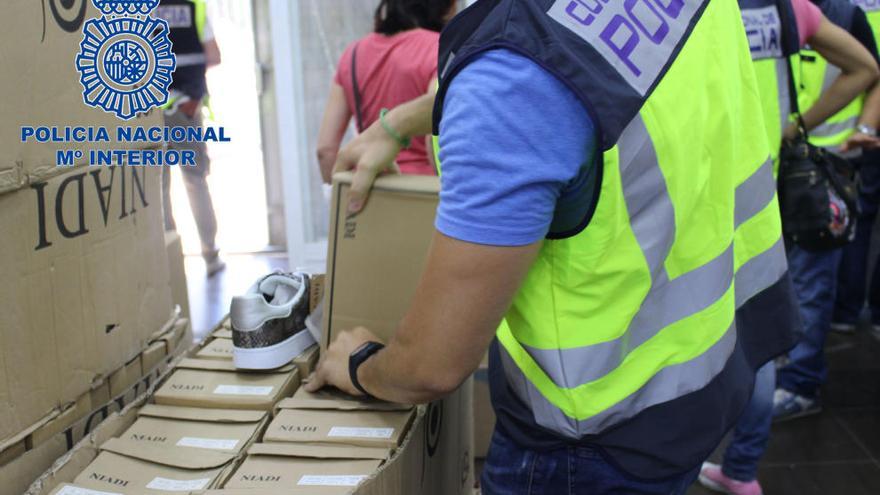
[165,231,191,321]
[142,341,170,377]
[0,165,173,442]
[195,338,235,361]
[353,381,474,495]
[323,172,439,347]
[266,389,415,449]
[474,363,495,459]
[72,437,237,494]
[154,359,300,411]
[121,405,268,455]
[109,355,144,398]
[222,443,387,493]
[0,1,163,194]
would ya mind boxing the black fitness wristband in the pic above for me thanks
[349,341,385,398]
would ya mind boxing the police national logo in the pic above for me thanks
[75,0,176,120]
[94,0,161,16]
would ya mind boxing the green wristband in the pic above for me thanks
[379,108,411,149]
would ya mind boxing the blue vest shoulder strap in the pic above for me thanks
[433,0,712,151]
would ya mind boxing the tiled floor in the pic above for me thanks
[183,252,290,341]
[185,253,880,494]
[687,329,880,495]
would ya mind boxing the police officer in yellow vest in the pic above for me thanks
[309,0,800,492]
[157,0,225,276]
[699,0,878,492]
[774,0,880,423]
[832,0,880,344]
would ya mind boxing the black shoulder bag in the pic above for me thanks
[776,0,859,251]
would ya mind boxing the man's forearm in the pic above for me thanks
[385,92,436,139]
[357,324,457,405]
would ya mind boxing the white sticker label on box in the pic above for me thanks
[56,487,122,495]
[176,436,240,450]
[297,475,368,487]
[327,426,394,439]
[213,384,273,396]
[145,477,211,491]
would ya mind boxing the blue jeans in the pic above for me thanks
[481,428,700,495]
[721,362,775,482]
[834,153,880,325]
[776,245,843,398]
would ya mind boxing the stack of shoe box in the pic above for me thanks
[224,388,415,493]
[23,172,474,495]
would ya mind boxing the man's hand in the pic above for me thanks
[305,326,383,396]
[841,131,880,152]
[332,122,402,214]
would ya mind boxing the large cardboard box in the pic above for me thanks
[322,172,473,494]
[0,164,173,443]
[0,1,163,194]
[165,232,191,321]
[354,383,474,495]
[222,443,387,493]
[323,172,439,347]
[154,359,300,411]
[266,389,415,449]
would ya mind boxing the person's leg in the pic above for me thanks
[180,167,219,258]
[834,153,880,330]
[775,245,842,417]
[722,362,774,480]
[162,164,176,232]
[698,362,773,495]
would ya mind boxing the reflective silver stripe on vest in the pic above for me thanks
[176,53,207,67]
[810,115,858,138]
[776,58,792,133]
[735,236,787,308]
[520,116,777,390]
[503,321,738,437]
[735,157,775,228]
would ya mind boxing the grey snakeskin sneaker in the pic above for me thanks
[230,271,316,370]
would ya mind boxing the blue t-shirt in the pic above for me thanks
[435,49,596,246]
[434,49,598,451]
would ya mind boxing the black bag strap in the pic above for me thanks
[775,0,808,135]
[351,42,365,133]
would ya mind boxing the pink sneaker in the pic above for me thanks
[698,462,763,495]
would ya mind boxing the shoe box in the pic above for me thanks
[195,336,320,380]
[0,164,176,444]
[0,0,163,194]
[265,388,415,449]
[153,358,301,411]
[323,172,475,495]
[61,405,268,495]
[222,443,388,493]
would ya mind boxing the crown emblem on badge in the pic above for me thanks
[93,0,160,16]
[75,0,175,120]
